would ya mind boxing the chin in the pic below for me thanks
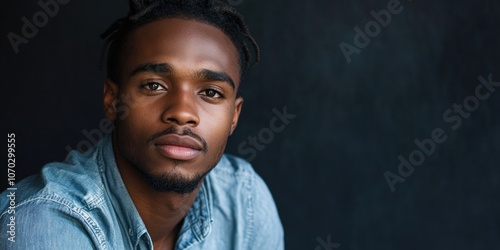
[137,160,213,194]
[144,171,204,194]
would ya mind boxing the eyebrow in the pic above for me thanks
[196,69,235,89]
[128,63,235,89]
[129,63,173,78]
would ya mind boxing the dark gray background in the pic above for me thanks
[1,0,499,249]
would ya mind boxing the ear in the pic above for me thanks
[230,96,244,135]
[103,80,119,121]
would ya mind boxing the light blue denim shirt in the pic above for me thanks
[0,135,284,249]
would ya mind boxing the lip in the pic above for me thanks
[154,134,204,161]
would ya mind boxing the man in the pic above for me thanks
[0,0,284,249]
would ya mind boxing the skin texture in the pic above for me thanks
[103,18,242,250]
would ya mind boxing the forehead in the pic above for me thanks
[121,17,241,84]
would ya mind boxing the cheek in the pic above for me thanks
[115,97,160,140]
[114,102,160,164]
[118,88,162,122]
[198,105,234,148]
[202,104,234,131]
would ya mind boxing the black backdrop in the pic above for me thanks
[2,0,500,249]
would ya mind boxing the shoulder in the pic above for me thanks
[0,149,107,249]
[209,154,278,198]
[210,153,256,179]
[205,154,284,249]
[1,149,105,211]
[0,192,102,249]
[207,154,268,198]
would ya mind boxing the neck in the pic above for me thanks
[112,135,201,249]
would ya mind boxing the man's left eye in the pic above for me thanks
[202,89,222,98]
[142,82,166,91]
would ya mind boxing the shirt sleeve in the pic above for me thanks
[0,197,97,250]
[250,173,285,250]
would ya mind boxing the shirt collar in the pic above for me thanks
[176,178,213,248]
[97,134,149,247]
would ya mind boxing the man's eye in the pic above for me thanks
[202,89,222,98]
[142,82,165,91]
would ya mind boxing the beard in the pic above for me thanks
[137,162,216,194]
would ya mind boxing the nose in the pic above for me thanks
[161,88,199,127]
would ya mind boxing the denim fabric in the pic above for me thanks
[0,135,284,249]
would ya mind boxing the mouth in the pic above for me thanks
[153,134,204,161]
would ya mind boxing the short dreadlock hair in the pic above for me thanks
[101,0,260,84]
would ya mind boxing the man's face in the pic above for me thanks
[104,18,242,193]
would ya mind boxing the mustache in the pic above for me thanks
[147,126,208,152]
